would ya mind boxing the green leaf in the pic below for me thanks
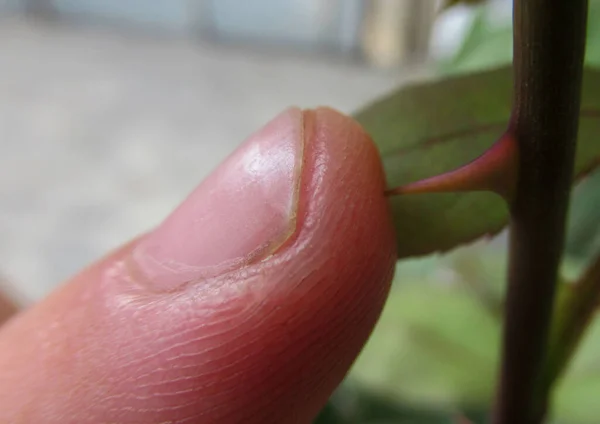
[549,308,600,423]
[565,169,600,259]
[349,266,500,407]
[353,66,600,259]
[438,6,512,76]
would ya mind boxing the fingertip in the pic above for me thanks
[0,107,397,424]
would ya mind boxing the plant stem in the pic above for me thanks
[544,255,600,392]
[491,1,588,424]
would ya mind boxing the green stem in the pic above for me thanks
[543,255,600,392]
[491,1,588,423]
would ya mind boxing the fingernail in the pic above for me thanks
[131,108,306,291]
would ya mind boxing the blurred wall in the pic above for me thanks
[207,0,364,53]
[52,0,192,32]
[0,0,24,12]
[1,0,441,67]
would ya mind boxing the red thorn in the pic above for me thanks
[385,132,518,201]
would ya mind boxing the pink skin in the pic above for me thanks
[0,108,397,423]
[133,108,307,290]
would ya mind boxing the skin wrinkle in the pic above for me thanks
[130,357,251,400]
[104,278,266,418]
[127,342,247,383]
[105,274,350,418]
[208,345,309,421]
[105,287,266,360]
[106,399,210,424]
[126,325,296,396]
[112,319,240,372]
[108,275,304,389]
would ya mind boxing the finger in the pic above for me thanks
[0,291,18,326]
[0,107,397,424]
[0,275,23,326]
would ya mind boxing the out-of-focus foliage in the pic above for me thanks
[345,242,600,424]
[439,0,600,75]
[315,248,497,424]
[566,171,600,262]
[317,241,596,423]
[314,383,475,424]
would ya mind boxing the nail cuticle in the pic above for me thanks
[128,108,309,292]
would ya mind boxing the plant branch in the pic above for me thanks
[491,1,588,424]
[543,255,600,392]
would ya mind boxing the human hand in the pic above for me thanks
[0,107,397,423]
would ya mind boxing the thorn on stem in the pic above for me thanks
[385,132,518,202]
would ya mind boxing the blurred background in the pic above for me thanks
[3,0,600,423]
[0,0,502,301]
